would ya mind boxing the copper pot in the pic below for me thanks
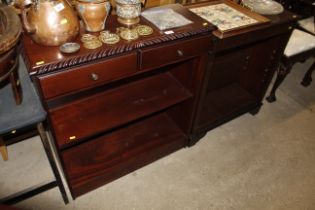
[19,0,80,46]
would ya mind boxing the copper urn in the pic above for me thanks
[76,0,111,32]
[18,0,80,46]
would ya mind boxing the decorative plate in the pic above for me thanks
[136,25,153,36]
[119,28,139,41]
[241,0,284,15]
[83,40,102,49]
[99,32,120,44]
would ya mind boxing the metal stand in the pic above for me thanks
[0,123,69,205]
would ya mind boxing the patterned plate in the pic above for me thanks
[119,28,139,41]
[136,25,153,36]
[99,32,120,44]
[83,40,103,49]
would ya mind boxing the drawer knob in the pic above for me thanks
[177,50,184,57]
[91,73,99,81]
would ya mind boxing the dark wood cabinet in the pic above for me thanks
[191,8,295,143]
[21,2,296,200]
[22,4,215,199]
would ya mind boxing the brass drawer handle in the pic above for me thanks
[90,73,99,81]
[177,50,184,57]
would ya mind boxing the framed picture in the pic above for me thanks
[188,0,270,38]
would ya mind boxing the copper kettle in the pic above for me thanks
[16,0,80,46]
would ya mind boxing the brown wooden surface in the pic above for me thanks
[0,5,21,54]
[62,113,186,198]
[167,50,211,134]
[0,137,8,161]
[38,52,137,100]
[140,35,212,70]
[211,11,297,52]
[50,72,192,149]
[20,4,214,199]
[192,6,295,136]
[21,4,215,76]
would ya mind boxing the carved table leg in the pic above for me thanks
[0,137,8,161]
[301,60,315,87]
[266,62,292,103]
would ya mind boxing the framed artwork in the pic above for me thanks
[188,0,270,38]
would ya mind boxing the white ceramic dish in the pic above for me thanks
[59,42,80,54]
[242,0,284,15]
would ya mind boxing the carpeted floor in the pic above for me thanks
[1,58,315,210]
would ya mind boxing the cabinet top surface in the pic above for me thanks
[22,4,215,76]
[21,1,296,76]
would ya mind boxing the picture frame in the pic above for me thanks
[188,0,270,38]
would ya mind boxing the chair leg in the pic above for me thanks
[301,60,315,87]
[9,65,22,105]
[266,63,292,103]
[0,137,8,161]
[37,123,69,204]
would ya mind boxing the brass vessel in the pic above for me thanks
[18,0,80,46]
[115,0,146,26]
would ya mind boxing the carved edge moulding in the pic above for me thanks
[21,27,214,75]
[188,0,270,38]
[21,2,216,76]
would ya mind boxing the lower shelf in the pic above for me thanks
[61,113,187,198]
[195,83,259,130]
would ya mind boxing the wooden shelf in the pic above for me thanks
[61,113,187,198]
[196,83,258,130]
[49,72,192,149]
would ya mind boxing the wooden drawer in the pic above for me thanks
[139,36,211,70]
[38,53,137,99]
[62,113,186,198]
[49,72,192,149]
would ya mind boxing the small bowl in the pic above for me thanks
[59,42,80,54]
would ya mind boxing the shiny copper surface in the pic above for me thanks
[76,0,111,32]
[20,0,79,46]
